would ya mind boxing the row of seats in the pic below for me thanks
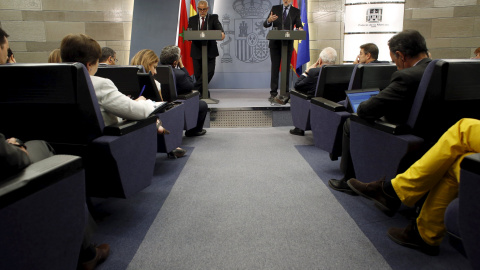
[290,59,480,267]
[0,62,202,268]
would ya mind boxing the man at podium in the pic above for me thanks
[188,0,225,99]
[264,0,303,104]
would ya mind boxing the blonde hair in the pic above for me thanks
[130,49,159,73]
[48,48,61,63]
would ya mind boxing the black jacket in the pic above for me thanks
[263,5,302,49]
[173,67,194,95]
[294,68,320,96]
[188,14,224,59]
[357,58,432,123]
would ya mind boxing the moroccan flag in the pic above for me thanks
[190,0,197,17]
[178,0,194,75]
[295,0,309,76]
[290,0,299,76]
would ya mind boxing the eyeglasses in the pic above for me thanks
[110,57,118,63]
[198,8,208,11]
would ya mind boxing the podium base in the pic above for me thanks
[202,98,219,104]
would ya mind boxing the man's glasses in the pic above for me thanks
[198,8,208,11]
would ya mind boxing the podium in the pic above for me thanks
[266,30,307,97]
[184,30,223,104]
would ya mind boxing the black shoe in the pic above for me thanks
[290,127,305,136]
[80,243,110,270]
[185,129,206,137]
[328,179,357,195]
[268,94,276,102]
[273,95,289,105]
[167,148,187,159]
[388,221,440,256]
[347,178,401,217]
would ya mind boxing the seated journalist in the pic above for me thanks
[347,118,480,256]
[290,47,337,136]
[160,45,208,137]
[328,29,432,194]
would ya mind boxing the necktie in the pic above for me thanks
[201,17,205,30]
[283,7,287,21]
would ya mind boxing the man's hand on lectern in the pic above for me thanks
[221,32,225,40]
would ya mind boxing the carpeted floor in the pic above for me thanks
[92,127,471,270]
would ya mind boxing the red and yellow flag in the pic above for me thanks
[190,0,197,17]
[290,0,299,77]
[178,0,194,75]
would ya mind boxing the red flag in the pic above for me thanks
[290,0,299,77]
[178,0,194,75]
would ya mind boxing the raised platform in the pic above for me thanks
[205,89,292,128]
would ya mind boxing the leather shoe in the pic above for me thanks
[185,129,206,137]
[168,148,187,159]
[273,95,289,105]
[328,179,357,195]
[388,222,440,256]
[347,178,401,217]
[289,127,305,136]
[268,94,276,102]
[80,243,110,270]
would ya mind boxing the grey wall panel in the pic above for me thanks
[130,0,181,61]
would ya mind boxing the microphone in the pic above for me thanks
[289,11,292,30]
[280,9,283,30]
[206,13,209,30]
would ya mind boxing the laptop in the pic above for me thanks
[345,88,380,113]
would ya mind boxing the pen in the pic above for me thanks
[139,85,146,97]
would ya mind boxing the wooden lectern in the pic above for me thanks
[266,30,307,97]
[184,30,223,104]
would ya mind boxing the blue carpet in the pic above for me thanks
[91,147,193,270]
[295,145,471,270]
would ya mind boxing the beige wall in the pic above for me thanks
[307,0,480,64]
[2,0,479,65]
[0,0,134,64]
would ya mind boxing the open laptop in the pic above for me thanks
[345,88,380,113]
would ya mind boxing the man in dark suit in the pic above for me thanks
[329,30,432,194]
[263,0,303,104]
[290,47,337,136]
[160,45,208,137]
[187,0,225,99]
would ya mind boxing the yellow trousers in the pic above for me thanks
[392,118,480,246]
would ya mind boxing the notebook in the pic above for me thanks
[345,88,380,113]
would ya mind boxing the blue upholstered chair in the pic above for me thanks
[0,63,157,198]
[350,59,480,183]
[0,155,86,270]
[445,153,480,269]
[290,65,355,133]
[310,63,397,160]
[95,65,145,97]
[155,65,200,131]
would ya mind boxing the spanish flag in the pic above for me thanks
[190,0,197,17]
[290,0,299,76]
[296,0,309,76]
[178,0,194,75]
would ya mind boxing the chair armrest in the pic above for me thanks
[350,114,411,135]
[177,90,200,99]
[103,115,157,136]
[291,90,313,100]
[0,155,83,208]
[311,97,346,112]
[461,153,480,175]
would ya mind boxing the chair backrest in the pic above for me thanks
[348,63,397,90]
[408,59,480,141]
[95,65,145,98]
[137,72,162,101]
[0,63,104,147]
[315,64,356,102]
[155,65,178,102]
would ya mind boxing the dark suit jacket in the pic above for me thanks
[0,133,31,181]
[188,14,224,59]
[294,67,320,96]
[357,58,432,123]
[173,67,194,95]
[263,5,302,49]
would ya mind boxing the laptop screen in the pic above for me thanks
[345,89,380,113]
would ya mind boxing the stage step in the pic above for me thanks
[207,107,292,128]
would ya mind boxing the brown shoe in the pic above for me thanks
[388,222,440,256]
[80,243,110,270]
[273,95,289,105]
[347,178,400,217]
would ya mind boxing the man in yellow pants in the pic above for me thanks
[347,118,480,255]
